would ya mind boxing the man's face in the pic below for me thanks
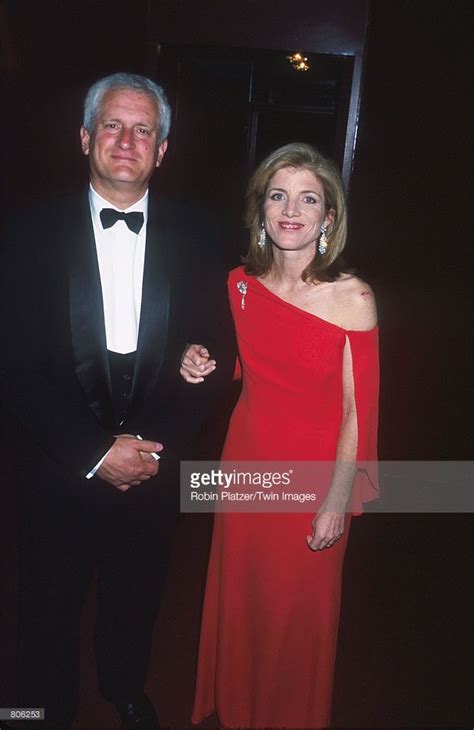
[80,88,167,199]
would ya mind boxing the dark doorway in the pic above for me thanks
[155,44,354,261]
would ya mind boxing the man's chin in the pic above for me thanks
[107,163,143,181]
[108,174,143,186]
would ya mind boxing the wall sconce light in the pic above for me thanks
[286,52,310,72]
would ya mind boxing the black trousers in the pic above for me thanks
[15,446,178,729]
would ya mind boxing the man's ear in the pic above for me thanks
[80,126,90,156]
[155,138,168,168]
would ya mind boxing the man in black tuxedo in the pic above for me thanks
[0,73,232,728]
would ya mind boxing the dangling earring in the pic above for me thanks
[318,225,328,255]
[258,222,266,248]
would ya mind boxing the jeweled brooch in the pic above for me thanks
[237,280,248,309]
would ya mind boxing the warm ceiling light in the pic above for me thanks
[287,52,310,72]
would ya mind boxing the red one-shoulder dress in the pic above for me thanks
[192,266,379,728]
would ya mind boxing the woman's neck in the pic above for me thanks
[266,248,317,287]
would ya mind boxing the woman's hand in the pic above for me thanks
[180,344,216,383]
[306,511,345,551]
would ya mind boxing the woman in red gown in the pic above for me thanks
[183,143,379,728]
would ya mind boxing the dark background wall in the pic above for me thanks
[351,0,472,461]
[1,1,472,726]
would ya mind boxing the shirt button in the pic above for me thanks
[123,374,132,381]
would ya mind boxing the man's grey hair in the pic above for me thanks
[83,72,171,142]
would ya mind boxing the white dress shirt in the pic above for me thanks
[86,185,148,478]
[89,184,148,354]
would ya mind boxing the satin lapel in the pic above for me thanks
[130,204,170,410]
[68,194,115,427]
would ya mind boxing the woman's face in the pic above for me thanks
[263,166,333,253]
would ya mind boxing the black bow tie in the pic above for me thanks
[99,208,144,234]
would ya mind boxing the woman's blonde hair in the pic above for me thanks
[243,142,348,282]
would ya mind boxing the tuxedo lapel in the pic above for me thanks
[129,202,170,413]
[68,194,115,427]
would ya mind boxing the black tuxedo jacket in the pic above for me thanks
[0,192,235,487]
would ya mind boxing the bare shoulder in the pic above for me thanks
[332,274,378,331]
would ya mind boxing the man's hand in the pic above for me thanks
[180,344,216,383]
[97,435,163,492]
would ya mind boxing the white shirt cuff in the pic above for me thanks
[85,446,113,479]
